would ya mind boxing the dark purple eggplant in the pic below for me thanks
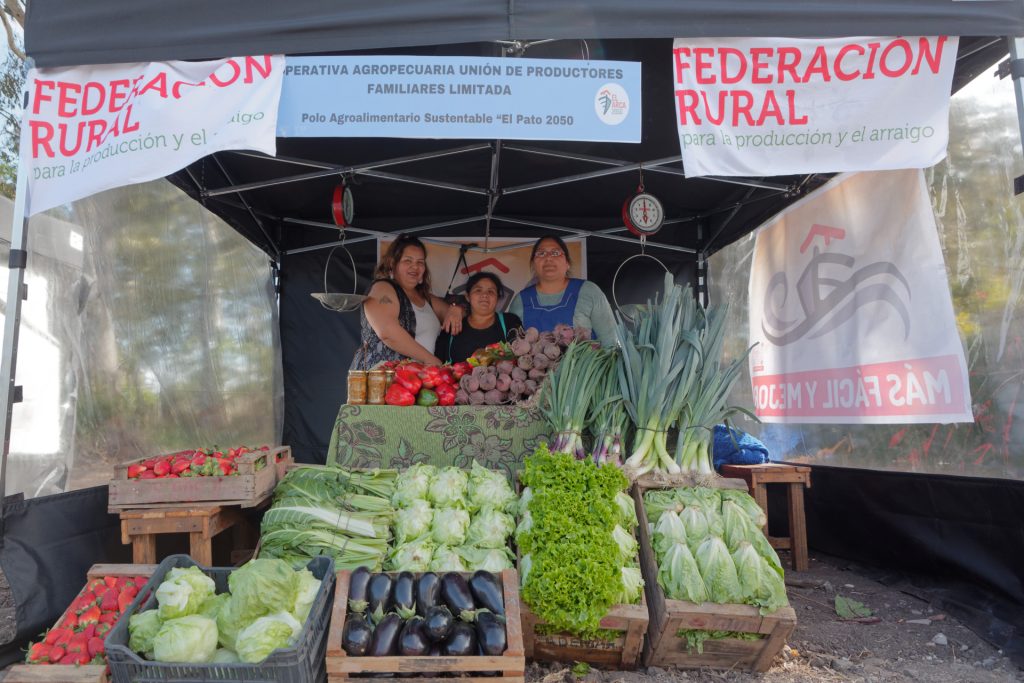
[398,616,430,656]
[441,621,478,656]
[416,572,441,617]
[369,613,403,656]
[469,571,504,616]
[341,613,373,656]
[348,567,372,614]
[441,572,476,621]
[393,571,416,619]
[423,605,453,642]
[367,573,394,621]
[475,610,507,655]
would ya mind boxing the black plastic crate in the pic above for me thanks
[106,554,335,683]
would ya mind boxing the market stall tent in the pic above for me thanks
[2,0,1023,669]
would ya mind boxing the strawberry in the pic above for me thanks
[48,645,65,662]
[60,652,91,666]
[117,590,134,614]
[152,459,170,477]
[103,576,117,588]
[95,622,112,637]
[87,637,105,658]
[62,612,79,630]
[114,577,128,591]
[51,628,73,647]
[139,471,157,479]
[216,458,233,476]
[126,463,147,478]
[165,473,179,478]
[100,587,119,612]
[44,629,61,645]
[98,612,119,625]
[78,605,101,627]
[27,641,51,663]
[82,623,97,640]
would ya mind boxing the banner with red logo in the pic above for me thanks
[672,37,958,177]
[748,169,972,424]
[23,55,284,215]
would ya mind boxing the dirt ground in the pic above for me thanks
[1,552,1021,681]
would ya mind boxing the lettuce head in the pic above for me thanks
[235,611,302,663]
[152,614,218,663]
[427,467,468,508]
[155,566,215,620]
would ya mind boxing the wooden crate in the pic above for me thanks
[108,445,292,509]
[519,591,648,669]
[632,482,797,672]
[7,565,159,682]
[326,569,526,683]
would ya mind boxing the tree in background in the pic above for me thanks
[0,0,23,198]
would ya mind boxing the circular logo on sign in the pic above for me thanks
[595,83,629,125]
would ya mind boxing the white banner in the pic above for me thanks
[748,169,972,424]
[672,37,958,177]
[378,237,587,309]
[23,55,284,216]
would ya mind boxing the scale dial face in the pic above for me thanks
[623,192,665,236]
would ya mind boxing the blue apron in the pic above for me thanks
[519,279,584,332]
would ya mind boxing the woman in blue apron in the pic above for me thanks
[435,272,523,364]
[507,235,616,344]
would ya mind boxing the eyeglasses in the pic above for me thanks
[534,249,564,259]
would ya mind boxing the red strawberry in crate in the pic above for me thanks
[139,471,157,480]
[152,459,170,477]
[98,612,119,625]
[95,622,112,637]
[117,590,134,614]
[82,623,97,640]
[78,606,101,627]
[100,587,119,612]
[126,464,147,479]
[103,576,117,588]
[50,628,73,647]
[43,629,61,645]
[27,641,51,663]
[48,645,65,662]
[87,637,105,658]
[62,612,79,630]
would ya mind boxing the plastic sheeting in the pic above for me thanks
[708,71,1024,480]
[0,180,282,499]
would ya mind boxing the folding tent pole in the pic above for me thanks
[1008,37,1024,192]
[0,149,31,527]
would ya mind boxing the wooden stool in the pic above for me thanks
[719,463,812,572]
[118,505,245,565]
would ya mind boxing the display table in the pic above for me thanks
[327,404,552,477]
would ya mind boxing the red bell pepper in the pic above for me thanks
[420,366,445,389]
[395,368,422,394]
[437,367,456,387]
[451,361,472,379]
[403,361,425,374]
[385,383,416,406]
[435,383,456,406]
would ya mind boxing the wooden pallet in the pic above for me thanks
[632,483,797,672]
[519,592,648,669]
[326,569,526,683]
[108,445,292,509]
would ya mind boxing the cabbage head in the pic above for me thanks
[291,569,322,623]
[468,462,517,512]
[721,500,784,577]
[430,545,468,572]
[732,541,789,615]
[212,648,239,663]
[679,506,710,553]
[617,566,644,604]
[128,609,163,659]
[720,489,767,528]
[227,558,300,624]
[215,594,245,651]
[196,593,230,621]
[658,542,708,604]
[395,499,434,544]
[152,614,219,663]
[156,566,215,620]
[653,510,687,556]
[393,463,437,508]
[695,536,741,604]
[386,537,435,571]
[431,507,470,546]
[428,467,469,508]
[235,611,302,663]
[466,508,515,549]
[456,545,514,573]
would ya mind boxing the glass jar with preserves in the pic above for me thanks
[367,369,388,404]
[347,370,368,405]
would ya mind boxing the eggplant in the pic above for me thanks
[341,613,373,656]
[469,571,504,616]
[369,613,403,657]
[398,616,431,656]
[423,605,454,642]
[475,610,507,655]
[367,573,394,621]
[441,572,476,621]
[394,571,416,619]
[416,572,442,617]
[441,621,478,656]
[348,566,372,614]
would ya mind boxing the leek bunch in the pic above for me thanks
[588,351,630,466]
[538,342,613,460]
[615,272,753,477]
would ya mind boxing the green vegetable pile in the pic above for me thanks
[259,466,397,570]
[516,445,643,639]
[127,559,322,664]
[645,486,788,615]
[386,463,516,573]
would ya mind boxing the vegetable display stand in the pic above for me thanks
[116,505,247,565]
[105,554,335,683]
[326,569,525,683]
[518,594,648,669]
[719,463,812,571]
[108,445,292,510]
[632,484,797,672]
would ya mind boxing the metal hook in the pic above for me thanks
[638,162,645,193]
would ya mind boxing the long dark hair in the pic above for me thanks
[375,234,432,299]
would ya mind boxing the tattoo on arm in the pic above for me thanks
[380,295,394,304]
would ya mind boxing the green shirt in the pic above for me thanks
[508,280,617,345]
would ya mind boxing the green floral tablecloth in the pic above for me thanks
[326,404,552,478]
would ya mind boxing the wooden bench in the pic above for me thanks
[719,463,811,572]
[117,504,254,565]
